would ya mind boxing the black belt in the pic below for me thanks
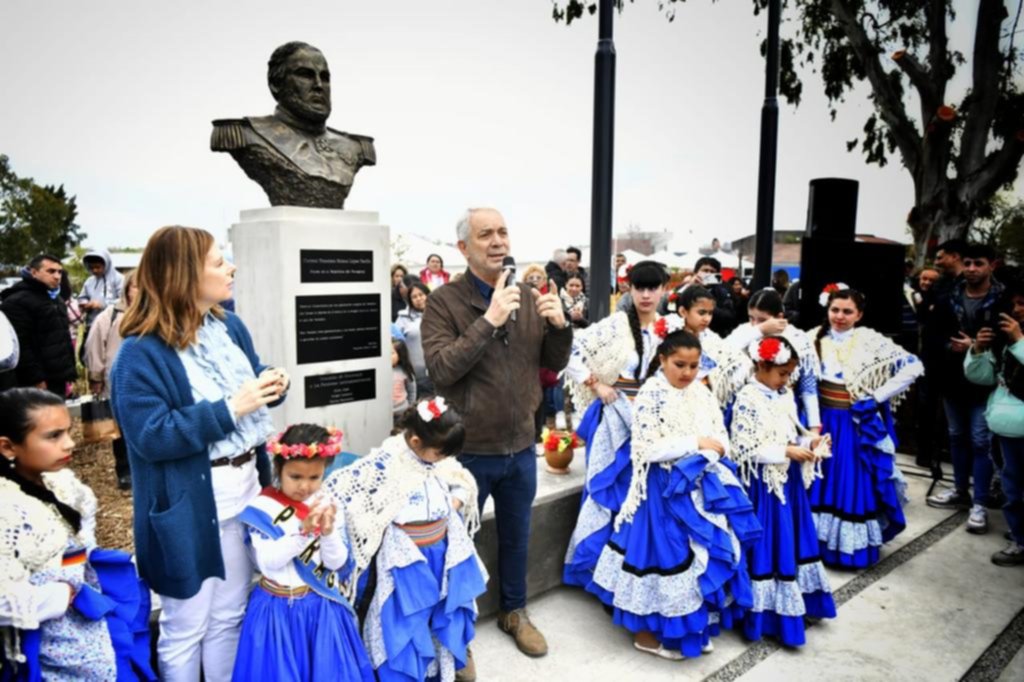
[210,448,257,468]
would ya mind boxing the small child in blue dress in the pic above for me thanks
[730,336,837,647]
[232,423,374,682]
[324,398,487,682]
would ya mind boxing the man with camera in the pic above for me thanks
[926,244,1004,534]
[691,256,738,336]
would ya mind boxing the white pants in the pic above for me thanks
[157,517,254,682]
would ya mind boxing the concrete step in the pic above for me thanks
[468,456,1024,681]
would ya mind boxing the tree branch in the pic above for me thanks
[959,0,1009,176]
[926,0,950,97]
[963,136,1024,204]
[892,50,937,115]
[830,0,922,171]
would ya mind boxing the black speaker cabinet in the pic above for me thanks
[798,237,905,335]
[805,178,859,242]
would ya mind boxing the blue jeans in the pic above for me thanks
[943,398,994,504]
[996,436,1024,544]
[543,382,565,418]
[458,448,537,612]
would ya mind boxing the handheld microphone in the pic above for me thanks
[502,256,517,323]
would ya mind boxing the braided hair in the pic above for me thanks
[815,289,866,357]
[644,330,702,382]
[0,388,82,532]
[627,261,670,379]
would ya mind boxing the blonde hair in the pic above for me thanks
[120,226,223,349]
[521,263,547,286]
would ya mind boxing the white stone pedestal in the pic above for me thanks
[229,207,391,456]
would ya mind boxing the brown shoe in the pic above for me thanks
[454,647,477,681]
[497,608,548,657]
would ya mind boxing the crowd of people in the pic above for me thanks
[0,217,1021,681]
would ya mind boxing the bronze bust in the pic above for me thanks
[211,42,376,208]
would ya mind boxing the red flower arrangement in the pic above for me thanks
[542,428,581,453]
[758,337,782,362]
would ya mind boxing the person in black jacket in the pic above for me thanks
[0,254,77,396]
[692,256,738,336]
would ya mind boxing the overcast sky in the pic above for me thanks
[0,0,1007,261]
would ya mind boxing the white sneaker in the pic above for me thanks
[966,504,988,535]
[555,411,567,430]
[633,641,684,660]
[702,640,715,654]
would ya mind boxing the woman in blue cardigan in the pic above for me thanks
[110,226,288,682]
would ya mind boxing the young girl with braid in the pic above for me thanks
[809,285,923,568]
[0,388,155,681]
[587,330,761,660]
[561,261,670,588]
[730,336,836,647]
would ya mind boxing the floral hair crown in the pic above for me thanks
[417,397,448,422]
[267,426,343,460]
[749,336,792,366]
[819,282,850,308]
[653,314,686,340]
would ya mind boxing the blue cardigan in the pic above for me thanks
[110,312,282,599]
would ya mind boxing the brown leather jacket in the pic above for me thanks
[421,272,573,455]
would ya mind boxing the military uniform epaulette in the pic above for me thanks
[210,118,251,151]
[328,128,377,166]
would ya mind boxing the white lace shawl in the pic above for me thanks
[1,469,97,661]
[810,326,921,406]
[323,435,480,600]
[730,383,823,503]
[701,329,755,408]
[566,311,635,409]
[617,374,728,530]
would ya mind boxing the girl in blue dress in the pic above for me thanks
[0,388,155,681]
[808,286,923,568]
[562,261,669,587]
[730,336,837,647]
[233,423,374,682]
[587,330,761,660]
[324,399,487,682]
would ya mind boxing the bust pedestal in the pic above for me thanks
[229,207,392,456]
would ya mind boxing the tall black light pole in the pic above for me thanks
[588,0,615,321]
[752,0,781,290]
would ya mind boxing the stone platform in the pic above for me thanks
[469,455,1024,681]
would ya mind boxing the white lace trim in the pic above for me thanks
[750,562,832,617]
[591,539,709,617]
[701,330,754,408]
[731,384,824,502]
[565,399,631,565]
[814,512,883,555]
[325,434,480,600]
[0,471,96,631]
[566,312,635,409]
[811,326,920,408]
[617,376,728,530]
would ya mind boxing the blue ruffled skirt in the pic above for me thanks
[809,403,907,568]
[742,461,836,647]
[586,453,761,657]
[232,587,373,682]
[0,549,156,682]
[564,400,634,587]
[377,537,487,682]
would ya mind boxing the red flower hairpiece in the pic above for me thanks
[267,426,343,460]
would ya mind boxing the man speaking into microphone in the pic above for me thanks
[422,207,572,664]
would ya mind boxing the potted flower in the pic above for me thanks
[541,428,582,475]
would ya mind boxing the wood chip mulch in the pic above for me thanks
[68,418,135,553]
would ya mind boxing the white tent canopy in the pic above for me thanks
[647,249,691,270]
[392,234,465,273]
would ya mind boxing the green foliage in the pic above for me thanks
[0,155,86,275]
[971,191,1024,265]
